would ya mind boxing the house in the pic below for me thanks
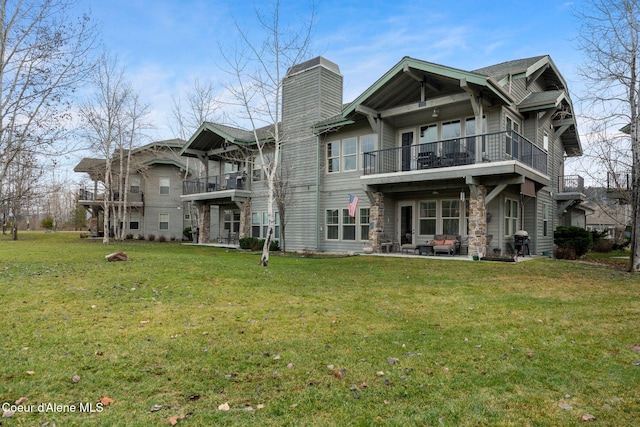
[178,54,584,256]
[75,139,196,240]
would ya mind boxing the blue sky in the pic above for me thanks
[73,0,582,142]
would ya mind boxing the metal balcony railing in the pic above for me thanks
[182,173,247,195]
[363,130,547,175]
[607,171,631,191]
[558,175,584,193]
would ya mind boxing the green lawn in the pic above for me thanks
[1,232,639,426]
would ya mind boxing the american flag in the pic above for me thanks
[348,194,359,217]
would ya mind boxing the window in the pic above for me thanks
[441,200,460,235]
[504,199,519,236]
[252,213,261,237]
[130,176,140,194]
[159,213,169,230]
[543,133,549,151]
[251,212,281,239]
[442,120,461,140]
[252,156,265,182]
[342,137,357,171]
[326,209,339,239]
[327,142,340,173]
[159,177,170,195]
[342,209,356,240]
[543,203,549,236]
[224,210,241,233]
[359,208,370,240]
[130,212,140,230]
[419,201,437,235]
[360,135,375,154]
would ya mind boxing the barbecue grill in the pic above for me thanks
[514,230,530,256]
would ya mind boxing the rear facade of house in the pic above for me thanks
[181,55,585,256]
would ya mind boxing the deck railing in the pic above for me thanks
[607,171,631,191]
[363,131,547,175]
[182,173,247,195]
[559,175,584,193]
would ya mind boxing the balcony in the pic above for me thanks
[182,173,251,204]
[607,171,631,200]
[363,131,547,176]
[78,190,144,206]
[558,175,584,193]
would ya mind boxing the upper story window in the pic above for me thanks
[159,177,170,195]
[130,176,140,194]
[327,135,376,174]
[327,142,340,173]
[252,155,269,182]
[342,137,357,171]
[543,133,549,151]
[441,120,461,140]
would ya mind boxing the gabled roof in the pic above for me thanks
[518,90,567,112]
[314,56,514,133]
[180,121,276,158]
[74,157,104,174]
[474,55,568,92]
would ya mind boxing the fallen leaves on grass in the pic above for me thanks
[72,375,81,383]
[99,396,115,406]
[14,397,28,405]
[168,413,187,425]
[582,413,596,421]
[631,344,640,352]
[218,402,230,411]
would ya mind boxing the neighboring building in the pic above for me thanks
[179,55,585,256]
[75,139,196,240]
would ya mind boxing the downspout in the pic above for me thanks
[315,133,321,250]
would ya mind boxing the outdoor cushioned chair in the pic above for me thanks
[427,234,460,255]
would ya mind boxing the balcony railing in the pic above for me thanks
[363,131,547,175]
[559,175,584,193]
[183,173,247,195]
[607,171,631,191]
[77,190,143,203]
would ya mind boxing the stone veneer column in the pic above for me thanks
[368,192,385,252]
[198,203,210,244]
[239,200,251,240]
[468,185,487,257]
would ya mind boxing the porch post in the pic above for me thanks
[468,184,487,257]
[368,192,385,252]
[238,199,251,240]
[197,203,210,243]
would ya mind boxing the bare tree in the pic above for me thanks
[0,0,97,239]
[221,0,315,266]
[170,78,221,141]
[79,54,134,244]
[274,163,293,252]
[575,0,640,271]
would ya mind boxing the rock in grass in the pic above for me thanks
[106,251,129,262]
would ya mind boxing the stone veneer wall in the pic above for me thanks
[468,185,487,257]
[198,203,211,244]
[368,192,385,252]
[239,200,251,241]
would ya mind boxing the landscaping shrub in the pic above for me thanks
[593,238,613,253]
[554,246,577,260]
[40,216,54,230]
[125,233,134,240]
[554,226,592,258]
[239,237,280,251]
[136,234,145,240]
[183,227,192,239]
[147,234,156,241]
[158,235,166,242]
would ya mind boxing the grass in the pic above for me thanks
[1,232,639,426]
